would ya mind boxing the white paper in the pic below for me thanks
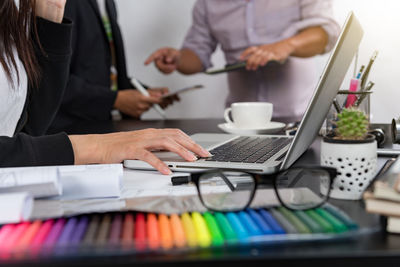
[56,164,123,200]
[0,167,61,198]
[0,192,33,224]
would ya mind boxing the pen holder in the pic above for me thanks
[324,90,372,136]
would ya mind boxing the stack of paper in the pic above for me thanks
[0,192,33,224]
[0,166,61,198]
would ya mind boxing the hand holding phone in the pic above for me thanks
[162,85,204,98]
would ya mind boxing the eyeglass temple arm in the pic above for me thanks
[219,172,236,192]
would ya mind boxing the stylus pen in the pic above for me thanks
[131,78,166,119]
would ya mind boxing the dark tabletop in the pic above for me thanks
[11,119,400,266]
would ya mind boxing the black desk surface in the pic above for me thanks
[14,119,400,266]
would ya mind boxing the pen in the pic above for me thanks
[131,78,166,119]
[356,65,365,79]
[360,50,378,89]
[354,81,374,107]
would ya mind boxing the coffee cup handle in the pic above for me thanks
[224,108,234,125]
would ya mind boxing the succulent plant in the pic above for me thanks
[333,107,369,140]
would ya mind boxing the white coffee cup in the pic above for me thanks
[224,102,273,129]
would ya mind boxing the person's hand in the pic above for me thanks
[144,47,181,74]
[114,89,163,118]
[35,0,66,23]
[148,88,180,109]
[69,129,211,175]
[239,40,295,71]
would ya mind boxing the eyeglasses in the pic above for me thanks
[189,166,337,212]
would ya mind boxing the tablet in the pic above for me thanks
[204,60,281,75]
[162,85,204,98]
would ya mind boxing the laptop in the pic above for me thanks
[124,12,364,174]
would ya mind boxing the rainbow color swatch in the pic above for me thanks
[0,206,359,261]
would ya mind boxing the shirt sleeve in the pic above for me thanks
[283,0,341,53]
[181,0,218,70]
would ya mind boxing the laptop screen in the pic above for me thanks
[281,12,364,170]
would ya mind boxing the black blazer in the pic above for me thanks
[0,18,74,167]
[48,0,136,132]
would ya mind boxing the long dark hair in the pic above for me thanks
[0,0,40,87]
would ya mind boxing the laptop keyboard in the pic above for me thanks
[205,136,292,164]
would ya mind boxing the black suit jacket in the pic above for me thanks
[49,0,136,133]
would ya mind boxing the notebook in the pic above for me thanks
[124,12,364,174]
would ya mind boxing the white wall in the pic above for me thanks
[118,0,400,123]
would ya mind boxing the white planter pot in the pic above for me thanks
[320,136,377,200]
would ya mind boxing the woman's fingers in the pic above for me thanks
[134,149,172,175]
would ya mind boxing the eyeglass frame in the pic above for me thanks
[189,166,337,212]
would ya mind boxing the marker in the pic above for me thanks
[246,209,274,235]
[96,214,112,246]
[109,214,123,246]
[323,205,358,230]
[258,209,286,234]
[70,216,89,245]
[315,208,348,233]
[278,207,311,234]
[122,213,134,247]
[270,208,297,234]
[294,211,324,233]
[58,217,78,246]
[203,212,224,246]
[238,211,262,236]
[131,78,166,119]
[147,213,160,250]
[82,215,100,246]
[134,213,147,251]
[226,212,249,243]
[158,214,173,250]
[214,212,237,244]
[356,65,365,79]
[16,220,42,249]
[31,219,54,254]
[192,212,211,247]
[305,210,334,233]
[44,218,66,247]
[181,212,197,248]
[170,214,186,248]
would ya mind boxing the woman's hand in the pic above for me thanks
[35,0,66,23]
[69,129,211,175]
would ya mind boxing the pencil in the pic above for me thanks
[170,214,186,248]
[158,214,173,250]
[43,218,66,247]
[0,222,30,259]
[147,213,160,250]
[246,209,274,235]
[57,217,78,246]
[31,219,54,255]
[16,220,42,248]
[258,209,286,234]
[192,212,211,248]
[238,210,263,236]
[181,212,197,248]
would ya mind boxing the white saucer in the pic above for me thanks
[218,122,286,135]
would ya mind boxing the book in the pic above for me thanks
[364,191,400,217]
[387,216,400,234]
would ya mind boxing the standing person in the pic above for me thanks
[145,0,341,121]
[0,0,210,175]
[48,0,178,133]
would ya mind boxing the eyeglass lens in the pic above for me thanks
[275,168,331,210]
[197,172,256,212]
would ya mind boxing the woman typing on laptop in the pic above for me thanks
[0,0,210,175]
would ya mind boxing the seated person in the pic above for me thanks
[48,0,178,133]
[0,0,209,175]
